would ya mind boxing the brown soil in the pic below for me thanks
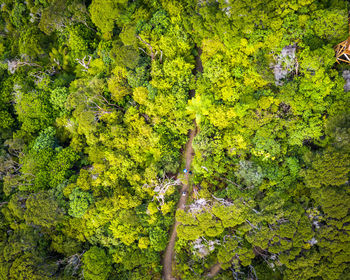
[162,48,202,280]
[207,263,222,278]
[162,125,197,280]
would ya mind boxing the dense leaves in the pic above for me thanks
[0,0,349,279]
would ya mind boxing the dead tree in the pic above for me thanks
[211,195,234,207]
[144,176,181,206]
[188,198,210,214]
[272,44,297,86]
[192,237,221,258]
[56,252,84,276]
[76,55,92,71]
[7,59,41,74]
[0,155,22,177]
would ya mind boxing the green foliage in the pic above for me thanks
[10,2,28,28]
[68,188,93,218]
[82,246,111,280]
[110,42,139,69]
[50,87,69,111]
[89,0,128,39]
[14,89,54,135]
[235,160,264,188]
[149,227,168,251]
[38,0,68,35]
[24,191,64,228]
[303,148,350,188]
[0,111,14,132]
[8,252,53,280]
[67,24,93,57]
[32,127,56,151]
[18,27,46,58]
[1,0,349,279]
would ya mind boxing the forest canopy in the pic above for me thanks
[0,0,349,279]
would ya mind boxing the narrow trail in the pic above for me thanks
[207,262,221,278]
[162,48,202,280]
[162,126,197,280]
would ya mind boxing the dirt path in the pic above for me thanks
[162,126,197,280]
[207,262,222,278]
[162,48,202,280]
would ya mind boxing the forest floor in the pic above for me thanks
[162,48,202,280]
[207,262,222,278]
[162,126,196,280]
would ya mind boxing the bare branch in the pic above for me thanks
[212,195,234,206]
[137,35,155,60]
[246,219,258,229]
[76,56,92,71]
[0,202,8,208]
[160,50,163,63]
[7,59,41,74]
[188,198,210,214]
[144,176,181,206]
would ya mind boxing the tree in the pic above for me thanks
[9,252,53,280]
[24,191,64,229]
[14,89,54,135]
[38,0,68,35]
[82,246,111,280]
[109,209,141,246]
[18,27,46,58]
[149,227,167,251]
[68,188,93,218]
[32,127,56,151]
[89,0,128,40]
[235,160,264,188]
[303,148,350,188]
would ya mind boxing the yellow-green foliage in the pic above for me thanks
[0,0,349,279]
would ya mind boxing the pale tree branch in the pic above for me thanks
[76,55,92,71]
[136,35,163,62]
[144,176,181,206]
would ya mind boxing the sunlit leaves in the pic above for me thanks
[83,247,111,280]
[68,188,93,218]
[89,0,128,40]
